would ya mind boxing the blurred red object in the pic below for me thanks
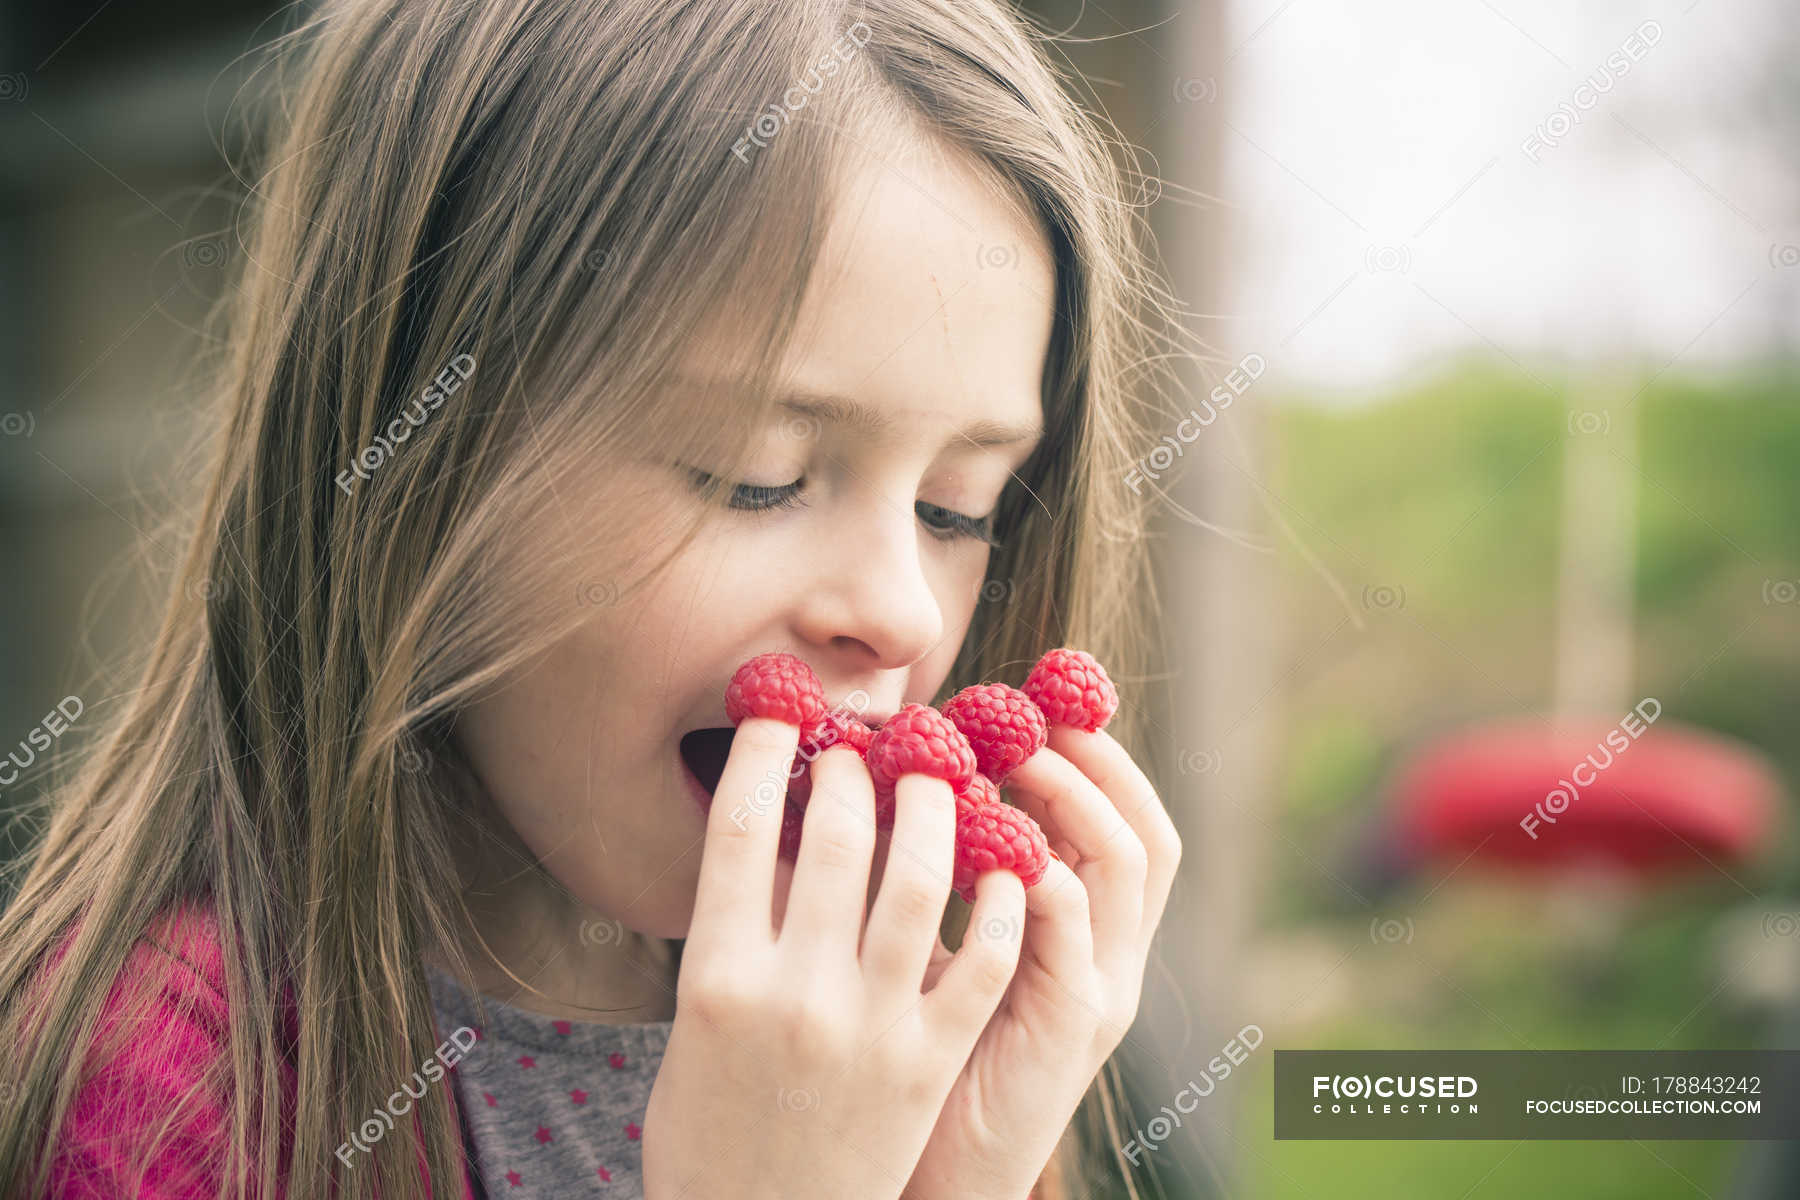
[1389,715,1784,876]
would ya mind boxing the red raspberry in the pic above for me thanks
[865,703,977,828]
[804,709,873,757]
[954,770,1000,819]
[952,799,1050,902]
[1021,648,1117,732]
[777,712,874,859]
[941,683,1047,784]
[725,652,825,728]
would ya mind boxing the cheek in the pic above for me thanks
[907,552,986,702]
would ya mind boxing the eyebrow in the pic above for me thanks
[673,374,1043,450]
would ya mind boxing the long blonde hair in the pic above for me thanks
[0,1,1197,1196]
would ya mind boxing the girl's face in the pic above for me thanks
[453,137,1053,939]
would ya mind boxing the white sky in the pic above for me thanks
[1218,0,1797,394]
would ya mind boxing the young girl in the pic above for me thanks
[0,0,1196,1195]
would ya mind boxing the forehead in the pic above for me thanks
[777,135,1055,448]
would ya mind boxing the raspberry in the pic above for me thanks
[865,703,977,828]
[805,709,873,757]
[725,652,825,728]
[1021,648,1118,732]
[952,799,1050,902]
[941,683,1047,784]
[777,711,873,859]
[954,770,1001,820]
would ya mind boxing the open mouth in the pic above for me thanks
[679,727,735,798]
[680,712,890,801]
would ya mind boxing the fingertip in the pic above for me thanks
[973,864,1027,903]
[735,715,803,747]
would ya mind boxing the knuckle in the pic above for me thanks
[803,824,869,873]
[680,968,761,1025]
[1049,873,1092,920]
[1113,832,1150,878]
[779,998,853,1062]
[1107,984,1144,1032]
[1149,814,1182,865]
[886,877,948,926]
[974,946,1020,994]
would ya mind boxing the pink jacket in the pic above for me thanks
[34,897,477,1199]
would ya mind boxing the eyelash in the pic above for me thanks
[686,469,1003,548]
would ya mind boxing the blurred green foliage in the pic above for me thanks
[1227,360,1800,1199]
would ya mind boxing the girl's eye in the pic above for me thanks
[686,468,807,513]
[915,500,1003,548]
[685,468,1002,547]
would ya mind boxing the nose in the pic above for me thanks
[791,499,946,673]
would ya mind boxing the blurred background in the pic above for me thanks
[1,1,1794,1197]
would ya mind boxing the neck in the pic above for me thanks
[429,808,678,1025]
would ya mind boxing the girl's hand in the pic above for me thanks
[644,717,1026,1200]
[900,726,1182,1200]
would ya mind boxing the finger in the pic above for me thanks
[922,868,1023,1038]
[687,717,798,954]
[1018,854,1095,981]
[859,773,957,995]
[778,745,878,963]
[1003,746,1145,972]
[1044,726,1181,946]
[919,932,955,993]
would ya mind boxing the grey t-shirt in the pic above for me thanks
[427,964,673,1197]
